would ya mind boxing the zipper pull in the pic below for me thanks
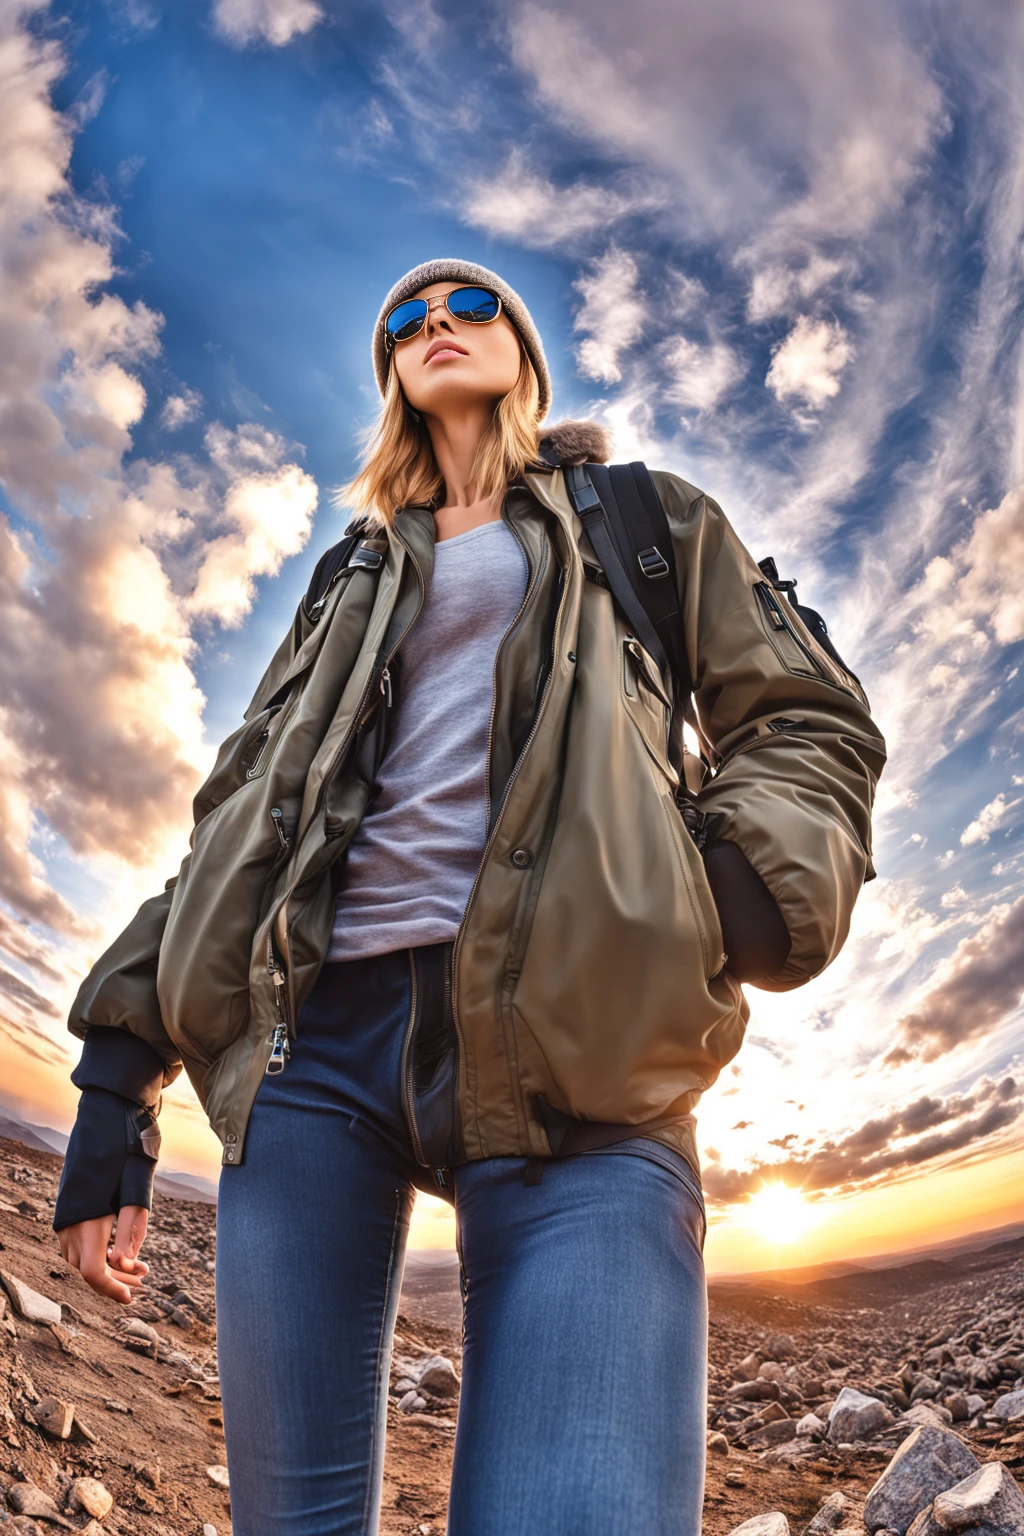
[266,1022,290,1075]
[380,664,393,709]
[432,1167,450,1193]
[270,806,289,852]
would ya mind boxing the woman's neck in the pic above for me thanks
[424,401,505,543]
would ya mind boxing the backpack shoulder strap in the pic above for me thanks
[301,516,383,622]
[563,461,693,704]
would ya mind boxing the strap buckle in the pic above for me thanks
[637,545,670,580]
[349,540,385,570]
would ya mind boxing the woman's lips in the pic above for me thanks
[425,347,466,363]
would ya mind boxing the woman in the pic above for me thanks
[53,259,886,1535]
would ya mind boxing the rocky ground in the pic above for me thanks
[0,1133,1021,1535]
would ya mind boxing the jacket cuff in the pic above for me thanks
[71,1026,166,1110]
[117,1154,157,1212]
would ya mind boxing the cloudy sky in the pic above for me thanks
[1,0,1022,1268]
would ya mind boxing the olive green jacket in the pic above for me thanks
[68,466,886,1181]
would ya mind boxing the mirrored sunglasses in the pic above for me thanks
[383,286,502,348]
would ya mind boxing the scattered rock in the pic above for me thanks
[921,1461,1024,1535]
[708,1431,730,1456]
[863,1424,981,1534]
[118,1317,159,1357]
[904,1403,955,1430]
[398,1390,427,1413]
[0,1270,62,1326]
[759,1361,788,1382]
[988,1391,1024,1423]
[6,1482,72,1526]
[206,1465,230,1491]
[28,1394,74,1439]
[829,1387,895,1444]
[68,1478,113,1520]
[730,1380,782,1402]
[735,1352,762,1381]
[726,1513,790,1536]
[802,1492,849,1536]
[747,1418,801,1447]
[764,1333,798,1359]
[797,1412,827,1438]
[416,1355,460,1397]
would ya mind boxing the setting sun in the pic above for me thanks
[743,1183,818,1244]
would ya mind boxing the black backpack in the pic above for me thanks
[302,464,855,825]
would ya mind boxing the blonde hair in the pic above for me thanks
[332,339,545,529]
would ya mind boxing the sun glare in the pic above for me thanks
[744,1183,817,1244]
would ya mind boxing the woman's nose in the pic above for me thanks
[424,301,455,336]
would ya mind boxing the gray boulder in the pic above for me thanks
[863,1425,981,1535]
[797,1412,827,1439]
[988,1390,1024,1423]
[829,1387,895,1443]
[907,1463,1024,1536]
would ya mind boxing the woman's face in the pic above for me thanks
[391,283,523,417]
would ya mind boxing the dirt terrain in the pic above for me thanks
[0,1134,1021,1534]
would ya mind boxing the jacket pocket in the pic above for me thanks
[754,582,866,701]
[620,635,676,783]
[658,778,726,982]
[192,703,283,824]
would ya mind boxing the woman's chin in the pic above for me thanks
[406,373,514,415]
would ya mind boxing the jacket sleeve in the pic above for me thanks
[66,599,310,1064]
[654,471,887,991]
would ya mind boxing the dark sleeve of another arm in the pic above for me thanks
[703,836,792,983]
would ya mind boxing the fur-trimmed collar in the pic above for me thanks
[536,419,612,467]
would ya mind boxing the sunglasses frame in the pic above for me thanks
[383,286,504,353]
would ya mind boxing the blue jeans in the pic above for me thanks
[216,949,708,1536]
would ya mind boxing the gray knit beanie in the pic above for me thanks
[372,258,552,418]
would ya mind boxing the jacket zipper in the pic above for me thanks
[450,527,574,1065]
[265,931,291,1075]
[263,527,426,1076]
[482,506,541,832]
[398,506,537,1183]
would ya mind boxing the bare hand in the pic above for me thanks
[57,1206,150,1305]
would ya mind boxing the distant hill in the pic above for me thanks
[710,1231,1024,1305]
[0,1104,217,1204]
[710,1217,1024,1290]
[0,1114,62,1157]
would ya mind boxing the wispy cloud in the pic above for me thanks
[703,1074,1022,1203]
[210,0,323,47]
[883,897,1024,1067]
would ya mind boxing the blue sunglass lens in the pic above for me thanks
[446,287,500,323]
[386,299,428,341]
